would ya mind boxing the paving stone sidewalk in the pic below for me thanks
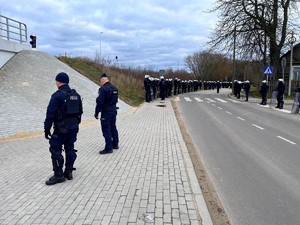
[0,99,212,225]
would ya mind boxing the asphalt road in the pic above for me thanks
[176,88,300,225]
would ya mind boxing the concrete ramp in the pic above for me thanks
[0,50,131,138]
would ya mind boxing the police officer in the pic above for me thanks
[216,81,221,93]
[276,78,285,109]
[260,80,268,105]
[153,78,159,99]
[44,72,83,185]
[159,76,166,100]
[244,80,251,101]
[144,74,151,102]
[94,73,119,154]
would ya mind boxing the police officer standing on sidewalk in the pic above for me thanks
[44,72,83,185]
[260,80,269,105]
[275,78,285,109]
[244,80,251,101]
[94,73,119,154]
[144,74,151,102]
[159,76,166,100]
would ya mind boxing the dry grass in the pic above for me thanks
[57,56,194,106]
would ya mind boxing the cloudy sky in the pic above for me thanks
[1,0,217,70]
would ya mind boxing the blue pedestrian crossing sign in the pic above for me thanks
[264,66,273,75]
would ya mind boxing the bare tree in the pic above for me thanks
[185,50,232,81]
[209,0,299,78]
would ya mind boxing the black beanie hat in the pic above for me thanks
[100,73,107,79]
[55,72,69,84]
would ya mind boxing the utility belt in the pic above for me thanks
[102,109,117,114]
[54,116,80,133]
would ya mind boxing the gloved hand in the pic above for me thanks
[44,129,52,139]
[94,114,99,119]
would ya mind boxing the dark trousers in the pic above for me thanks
[277,94,284,108]
[49,128,78,176]
[245,91,249,101]
[261,94,267,105]
[145,88,151,102]
[153,88,157,99]
[101,112,119,150]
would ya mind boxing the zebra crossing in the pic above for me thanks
[175,96,231,103]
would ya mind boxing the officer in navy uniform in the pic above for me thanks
[159,76,166,100]
[216,81,221,93]
[244,80,251,101]
[144,75,151,102]
[259,80,269,105]
[44,72,83,185]
[275,78,285,109]
[94,73,119,154]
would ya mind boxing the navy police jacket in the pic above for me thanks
[260,83,268,95]
[95,82,118,115]
[44,84,82,131]
[277,82,285,95]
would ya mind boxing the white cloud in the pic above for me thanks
[1,0,217,70]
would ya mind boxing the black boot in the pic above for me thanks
[279,102,283,109]
[46,175,65,185]
[64,168,75,180]
[99,149,113,154]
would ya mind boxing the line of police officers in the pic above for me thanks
[144,75,288,110]
[144,75,234,102]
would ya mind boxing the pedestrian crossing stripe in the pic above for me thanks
[205,98,216,103]
[264,66,273,74]
[227,99,240,103]
[215,98,227,103]
[184,97,192,102]
[194,97,203,102]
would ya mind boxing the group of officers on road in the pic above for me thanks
[44,72,119,185]
[144,75,235,102]
[144,75,290,111]
[143,75,203,102]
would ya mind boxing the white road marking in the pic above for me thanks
[226,111,232,115]
[252,124,265,130]
[205,98,216,103]
[215,98,228,103]
[218,107,223,110]
[227,99,240,103]
[277,136,296,145]
[237,117,245,121]
[212,104,216,106]
[194,97,203,102]
[184,97,192,102]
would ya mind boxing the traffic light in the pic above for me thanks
[29,35,36,48]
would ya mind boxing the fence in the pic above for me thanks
[0,15,27,43]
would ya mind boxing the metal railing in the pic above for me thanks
[0,15,27,43]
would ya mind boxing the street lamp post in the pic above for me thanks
[288,31,296,96]
[100,32,103,64]
[232,26,236,94]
